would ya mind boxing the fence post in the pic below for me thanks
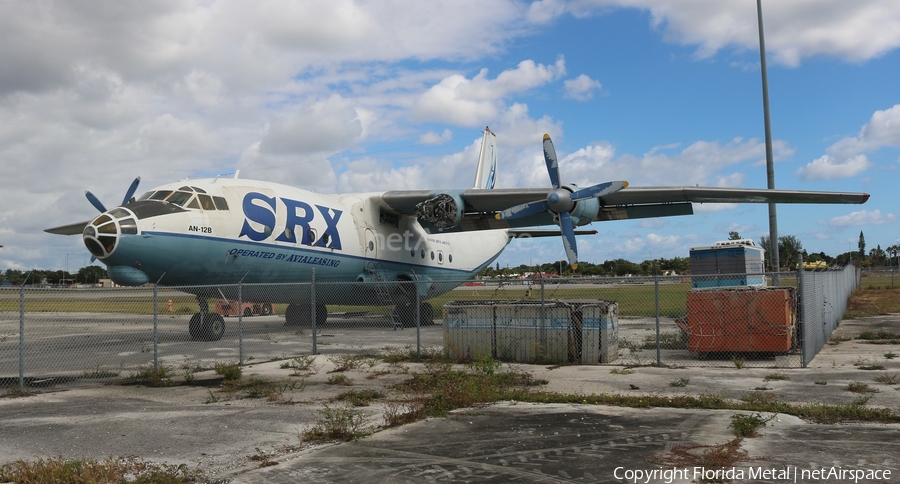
[18,284,25,393]
[654,264,661,366]
[238,280,244,366]
[415,278,421,358]
[311,268,317,355]
[797,253,807,368]
[153,286,159,370]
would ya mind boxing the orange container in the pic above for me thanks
[685,288,794,353]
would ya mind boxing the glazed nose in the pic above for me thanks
[82,208,137,259]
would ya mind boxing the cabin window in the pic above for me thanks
[448,254,453,263]
[198,194,216,210]
[213,196,228,210]
[430,251,435,260]
[186,197,200,209]
[149,190,173,201]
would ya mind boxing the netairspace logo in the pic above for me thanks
[614,466,892,483]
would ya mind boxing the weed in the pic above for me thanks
[0,456,204,483]
[814,380,828,385]
[333,389,385,407]
[329,354,374,372]
[301,405,373,442]
[885,352,898,360]
[763,372,789,382]
[214,362,242,381]
[741,391,780,405]
[124,364,175,387]
[327,374,352,386]
[851,395,872,406]
[731,356,745,369]
[729,412,775,437]
[859,364,886,371]
[874,373,900,385]
[286,355,319,376]
[609,368,635,375]
[470,354,502,376]
[383,397,429,428]
[754,386,771,391]
[857,330,900,341]
[669,377,690,387]
[204,389,219,404]
[649,438,756,483]
[846,381,879,394]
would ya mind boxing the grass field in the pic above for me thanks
[2,273,896,320]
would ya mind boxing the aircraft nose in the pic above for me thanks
[82,208,138,259]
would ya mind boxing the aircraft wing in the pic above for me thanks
[378,186,869,232]
[44,220,90,235]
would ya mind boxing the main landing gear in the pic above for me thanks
[189,296,226,341]
[284,302,328,327]
[392,302,435,329]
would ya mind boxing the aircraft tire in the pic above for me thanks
[285,303,327,327]
[261,303,273,316]
[419,302,435,326]
[189,313,203,340]
[243,307,253,318]
[201,314,226,341]
[393,304,414,328]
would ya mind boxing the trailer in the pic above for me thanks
[214,300,274,317]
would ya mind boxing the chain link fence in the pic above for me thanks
[1,266,858,393]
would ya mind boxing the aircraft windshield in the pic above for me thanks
[134,188,228,211]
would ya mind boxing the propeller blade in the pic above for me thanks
[122,176,141,205]
[85,191,107,213]
[543,134,561,189]
[496,200,550,221]
[558,211,578,270]
[570,180,629,201]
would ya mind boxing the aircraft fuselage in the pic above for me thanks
[84,177,509,304]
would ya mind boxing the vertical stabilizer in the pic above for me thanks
[473,126,498,189]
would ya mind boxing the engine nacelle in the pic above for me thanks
[563,184,600,226]
[415,193,463,229]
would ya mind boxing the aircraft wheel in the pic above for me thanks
[285,303,327,327]
[261,303,273,316]
[189,313,203,341]
[393,304,415,328]
[202,314,226,341]
[418,302,435,326]
[243,307,253,318]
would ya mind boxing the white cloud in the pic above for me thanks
[563,74,602,101]
[798,104,900,180]
[413,58,566,126]
[538,0,900,66]
[824,209,897,227]
[419,129,453,145]
[797,154,871,181]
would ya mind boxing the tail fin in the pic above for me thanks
[472,126,497,189]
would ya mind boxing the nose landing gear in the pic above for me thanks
[189,296,226,341]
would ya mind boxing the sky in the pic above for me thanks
[1,0,899,273]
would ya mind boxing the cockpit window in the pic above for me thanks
[133,187,229,211]
[166,191,193,207]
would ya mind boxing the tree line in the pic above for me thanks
[2,230,898,285]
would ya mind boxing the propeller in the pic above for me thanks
[84,176,141,213]
[496,134,627,270]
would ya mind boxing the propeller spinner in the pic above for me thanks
[497,134,627,270]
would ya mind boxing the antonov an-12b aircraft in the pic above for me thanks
[46,128,869,340]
